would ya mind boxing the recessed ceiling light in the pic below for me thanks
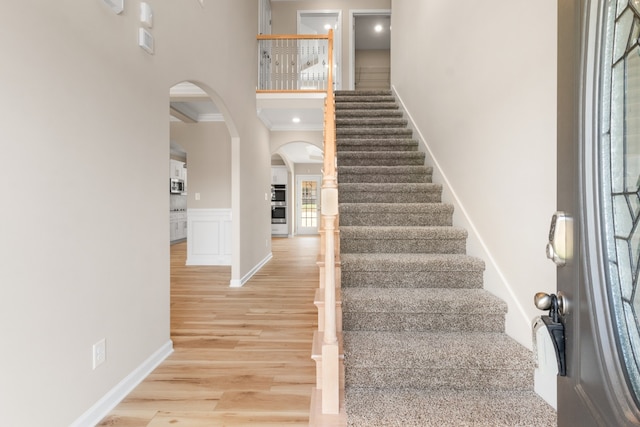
[292,117,301,123]
[375,24,383,33]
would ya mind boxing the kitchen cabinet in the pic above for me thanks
[271,166,287,185]
[170,211,188,242]
[170,159,184,179]
[271,223,287,235]
[170,159,187,194]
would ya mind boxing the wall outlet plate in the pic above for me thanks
[92,338,106,369]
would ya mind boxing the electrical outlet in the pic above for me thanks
[92,338,106,370]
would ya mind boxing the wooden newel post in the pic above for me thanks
[320,29,340,415]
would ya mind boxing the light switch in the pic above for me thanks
[140,2,153,28]
[195,193,201,201]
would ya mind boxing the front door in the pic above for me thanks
[557,0,640,424]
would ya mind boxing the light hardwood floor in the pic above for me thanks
[98,236,319,426]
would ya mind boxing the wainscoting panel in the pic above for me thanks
[186,209,232,265]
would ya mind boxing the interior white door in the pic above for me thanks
[258,0,271,35]
[296,175,321,235]
[555,0,640,424]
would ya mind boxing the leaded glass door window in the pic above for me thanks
[297,175,321,234]
[601,0,640,407]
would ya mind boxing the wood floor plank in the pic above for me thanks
[98,410,158,427]
[98,236,319,426]
[144,411,309,427]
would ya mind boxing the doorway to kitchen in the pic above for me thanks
[169,140,188,245]
[296,175,321,235]
[169,81,235,269]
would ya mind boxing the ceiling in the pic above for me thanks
[169,13,390,165]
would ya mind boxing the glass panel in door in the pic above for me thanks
[601,0,640,406]
[297,176,321,234]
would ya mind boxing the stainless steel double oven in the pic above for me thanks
[271,184,286,224]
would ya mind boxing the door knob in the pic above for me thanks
[534,292,566,317]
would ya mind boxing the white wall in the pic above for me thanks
[0,1,269,425]
[391,0,558,348]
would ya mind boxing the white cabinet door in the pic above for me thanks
[170,212,188,241]
[179,218,187,239]
[170,159,186,179]
[272,167,287,184]
[170,219,177,241]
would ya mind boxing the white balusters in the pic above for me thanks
[257,35,329,92]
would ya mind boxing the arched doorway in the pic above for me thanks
[271,141,323,236]
[169,81,240,283]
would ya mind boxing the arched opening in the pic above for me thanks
[270,140,323,236]
[169,81,240,283]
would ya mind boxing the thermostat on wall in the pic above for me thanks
[138,28,154,54]
[102,0,124,14]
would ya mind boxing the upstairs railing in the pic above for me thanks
[257,34,332,92]
[256,31,341,418]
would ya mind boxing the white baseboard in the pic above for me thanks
[229,252,273,288]
[70,340,173,427]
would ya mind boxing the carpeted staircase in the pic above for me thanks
[336,90,557,426]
